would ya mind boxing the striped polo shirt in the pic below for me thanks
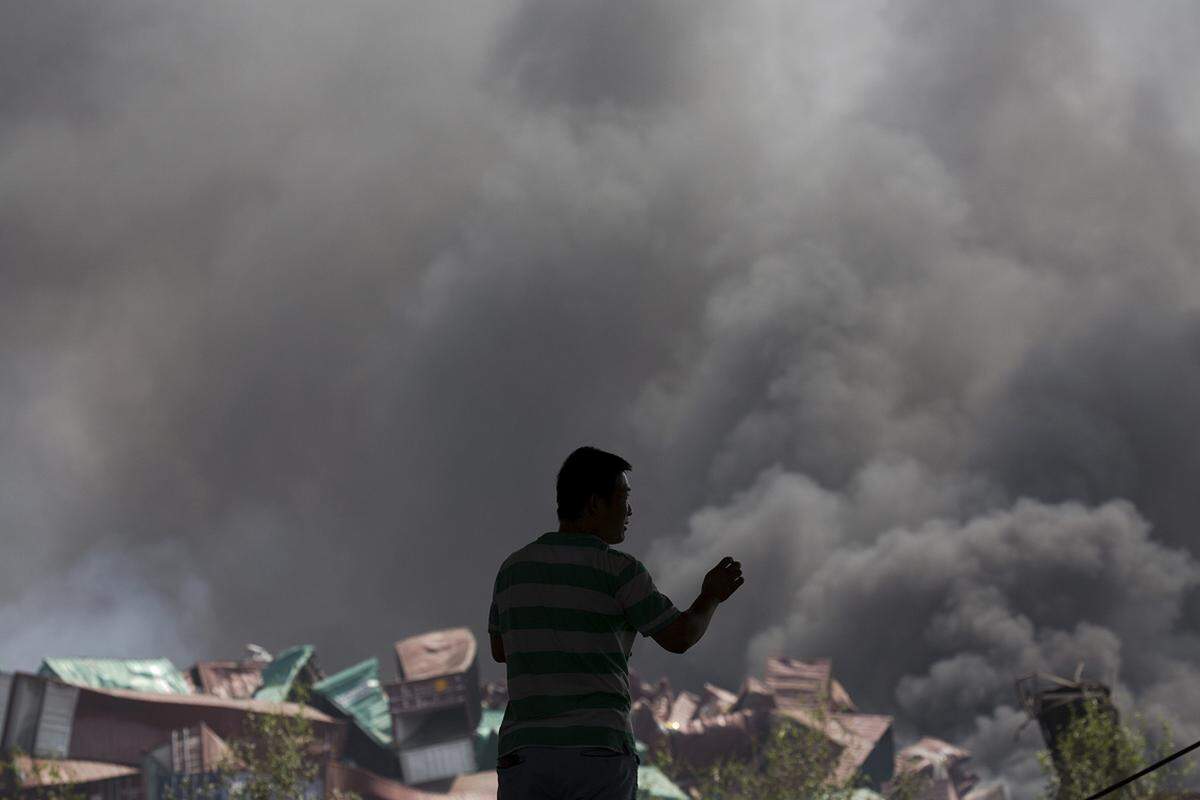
[488,531,681,756]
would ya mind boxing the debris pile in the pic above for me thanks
[627,656,894,794]
[1,637,992,800]
[1014,670,1120,800]
[1,635,497,800]
[387,627,482,785]
[886,736,1010,800]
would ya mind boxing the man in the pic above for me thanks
[488,446,745,799]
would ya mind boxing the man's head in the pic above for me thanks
[556,446,633,544]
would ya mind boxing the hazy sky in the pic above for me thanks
[4,2,1200,796]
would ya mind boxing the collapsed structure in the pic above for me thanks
[2,635,996,800]
[387,628,482,784]
[888,737,1011,800]
[0,637,501,800]
[621,656,894,793]
[1015,670,1119,800]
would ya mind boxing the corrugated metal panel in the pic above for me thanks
[40,657,192,695]
[254,645,316,703]
[391,703,478,751]
[391,709,427,745]
[472,708,503,771]
[0,672,13,743]
[764,656,832,709]
[399,737,475,785]
[637,765,689,799]
[394,628,476,681]
[312,658,392,747]
[34,681,79,757]
[386,670,477,714]
[171,727,204,774]
[189,660,264,700]
[66,683,344,768]
[3,674,46,752]
[13,755,139,788]
[667,691,700,727]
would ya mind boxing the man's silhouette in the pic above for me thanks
[488,446,745,799]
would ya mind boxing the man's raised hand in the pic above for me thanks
[701,556,744,603]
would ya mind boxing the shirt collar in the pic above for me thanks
[537,531,609,549]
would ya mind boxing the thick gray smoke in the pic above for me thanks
[3,2,1200,796]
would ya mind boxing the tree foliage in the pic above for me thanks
[1037,698,1191,800]
[222,708,318,799]
[0,748,85,800]
[169,684,356,800]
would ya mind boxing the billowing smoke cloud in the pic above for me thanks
[3,1,1200,795]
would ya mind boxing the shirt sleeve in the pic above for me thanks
[613,557,680,637]
[488,570,502,635]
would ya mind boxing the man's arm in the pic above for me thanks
[652,556,743,654]
[490,633,506,663]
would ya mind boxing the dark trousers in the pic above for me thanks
[496,745,640,800]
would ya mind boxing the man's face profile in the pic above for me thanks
[594,471,632,544]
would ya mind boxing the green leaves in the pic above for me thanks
[1037,698,1193,800]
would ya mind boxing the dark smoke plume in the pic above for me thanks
[4,2,1200,796]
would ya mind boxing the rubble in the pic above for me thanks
[1,635,989,800]
[386,628,482,785]
[888,736,981,800]
[1015,669,1118,785]
[479,680,507,710]
[254,643,323,702]
[187,648,269,699]
[632,656,894,792]
[38,657,193,695]
[314,657,398,778]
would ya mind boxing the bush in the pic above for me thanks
[0,748,85,800]
[1037,698,1191,800]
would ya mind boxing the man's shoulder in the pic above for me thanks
[606,547,638,567]
[496,540,638,576]
[606,548,649,581]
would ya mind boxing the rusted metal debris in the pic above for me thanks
[1015,670,1119,794]
[186,659,266,700]
[632,656,895,792]
[395,628,478,683]
[386,628,483,785]
[888,736,982,800]
[1,635,989,800]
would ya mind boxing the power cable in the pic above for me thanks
[1082,736,1200,800]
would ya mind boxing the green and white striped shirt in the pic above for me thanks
[488,531,681,756]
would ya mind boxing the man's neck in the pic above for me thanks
[556,522,609,543]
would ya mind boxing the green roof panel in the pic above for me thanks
[38,658,192,695]
[312,658,392,747]
[474,708,505,769]
[637,765,689,800]
[254,645,315,703]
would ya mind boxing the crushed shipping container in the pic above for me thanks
[386,628,482,785]
[187,656,267,700]
[253,644,322,703]
[0,672,345,767]
[313,657,399,778]
[313,658,393,748]
[39,657,192,695]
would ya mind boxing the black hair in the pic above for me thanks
[556,446,632,522]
